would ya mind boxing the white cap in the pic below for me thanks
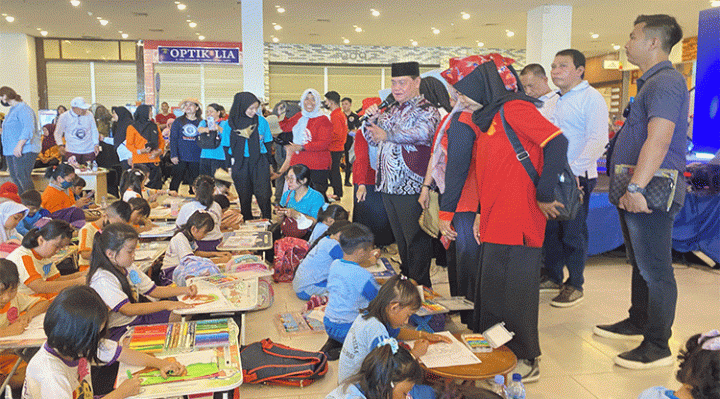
[70,97,91,110]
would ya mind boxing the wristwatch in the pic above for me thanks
[627,183,645,194]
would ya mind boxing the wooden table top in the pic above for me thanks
[422,333,517,380]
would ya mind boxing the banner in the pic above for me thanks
[158,46,241,64]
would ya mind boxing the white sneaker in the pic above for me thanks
[512,358,540,383]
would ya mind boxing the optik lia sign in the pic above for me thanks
[158,46,241,64]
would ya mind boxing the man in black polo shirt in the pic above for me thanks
[341,97,360,186]
[594,14,689,369]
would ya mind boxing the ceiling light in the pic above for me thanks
[613,44,621,50]
[477,41,484,47]
[177,3,187,10]
[40,31,48,36]
[96,16,101,19]
[189,22,197,28]
[343,38,350,44]
[354,26,362,33]
[276,6,285,13]
[712,1,720,6]
[432,28,440,35]
[461,12,470,20]
[591,33,599,39]
[5,16,15,22]
[136,40,143,46]
[99,19,108,26]
[198,35,205,40]
[272,37,279,43]
[411,41,418,46]
[274,24,282,30]
[371,9,380,17]
[121,33,129,39]
[506,30,515,37]
[70,0,80,6]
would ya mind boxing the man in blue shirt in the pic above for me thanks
[594,14,689,370]
[519,64,560,121]
[541,50,609,308]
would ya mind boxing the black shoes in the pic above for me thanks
[614,341,673,369]
[593,319,643,340]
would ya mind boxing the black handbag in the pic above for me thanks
[197,129,222,149]
[608,165,678,212]
[499,105,582,221]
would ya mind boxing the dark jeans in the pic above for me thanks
[169,160,200,192]
[381,193,432,286]
[308,169,329,200]
[231,157,272,220]
[329,151,344,197]
[453,212,482,303]
[200,158,225,178]
[619,203,681,350]
[6,152,38,194]
[474,243,542,360]
[542,176,596,290]
[353,184,394,247]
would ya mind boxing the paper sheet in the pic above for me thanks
[134,249,158,261]
[365,259,389,274]
[405,331,481,368]
[140,225,176,237]
[117,349,217,386]
[0,313,46,343]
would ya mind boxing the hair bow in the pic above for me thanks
[377,337,399,354]
[699,329,720,351]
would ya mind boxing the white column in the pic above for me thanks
[0,33,38,110]
[241,0,265,99]
[526,5,572,83]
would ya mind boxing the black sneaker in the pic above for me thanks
[614,342,673,369]
[593,319,643,340]
[320,338,343,361]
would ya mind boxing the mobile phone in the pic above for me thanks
[86,190,95,198]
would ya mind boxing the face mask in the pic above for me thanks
[60,180,73,189]
[0,100,9,107]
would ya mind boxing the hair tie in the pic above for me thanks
[399,275,407,280]
[377,337,399,354]
[700,330,720,351]
[134,171,143,177]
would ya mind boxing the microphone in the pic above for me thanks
[359,98,396,123]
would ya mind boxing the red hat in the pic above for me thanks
[441,53,518,91]
[0,182,21,203]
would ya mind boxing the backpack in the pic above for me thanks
[172,255,221,287]
[240,338,328,387]
[273,237,309,283]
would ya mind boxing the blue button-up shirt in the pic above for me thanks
[1,102,41,156]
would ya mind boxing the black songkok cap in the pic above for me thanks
[391,61,420,77]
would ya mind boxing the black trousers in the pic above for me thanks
[330,151,344,197]
[309,169,329,200]
[474,242,541,360]
[381,193,432,287]
[344,135,354,185]
[169,160,200,192]
[353,184,394,247]
[231,157,272,220]
[200,158,225,178]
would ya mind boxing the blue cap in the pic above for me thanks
[494,375,505,385]
[512,373,522,382]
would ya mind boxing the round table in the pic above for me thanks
[422,333,517,381]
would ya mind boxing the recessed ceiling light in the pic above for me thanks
[591,33,599,39]
[70,0,80,6]
[274,24,282,30]
[276,6,285,13]
[712,1,720,7]
[371,9,380,17]
[343,38,350,44]
[5,16,15,22]
[177,3,186,10]
[40,31,48,36]
[477,41,484,47]
[99,19,108,26]
[121,33,128,39]
[189,22,197,28]
[198,35,205,40]
[411,41,418,46]
[613,44,621,50]
[432,27,440,35]
[136,40,143,46]
[272,37,279,43]
[186,19,191,22]
[96,16,101,19]
[461,12,470,20]
[506,30,515,37]
[354,26,362,33]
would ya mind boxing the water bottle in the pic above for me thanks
[491,375,507,398]
[207,116,216,130]
[91,160,98,171]
[506,373,526,399]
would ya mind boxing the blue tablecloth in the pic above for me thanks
[587,192,624,256]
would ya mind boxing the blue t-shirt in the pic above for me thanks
[325,259,379,325]
[199,119,231,160]
[280,188,325,219]
[326,383,366,399]
[170,117,202,162]
[308,222,330,245]
[338,314,400,383]
[293,236,343,295]
[637,387,680,399]
[238,115,273,158]
[17,209,50,236]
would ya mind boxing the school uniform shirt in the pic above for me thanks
[122,189,142,202]
[280,188,325,220]
[162,232,197,271]
[199,119,231,160]
[23,339,122,399]
[41,185,76,214]
[7,246,60,298]
[169,117,202,163]
[53,109,100,155]
[293,236,344,296]
[308,222,329,245]
[637,387,681,399]
[88,265,157,328]
[17,208,50,236]
[175,201,223,241]
[78,221,102,268]
[325,383,366,399]
[324,259,380,325]
[337,314,400,383]
[0,291,41,329]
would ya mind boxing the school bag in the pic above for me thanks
[172,255,221,287]
[240,338,328,387]
[272,237,309,283]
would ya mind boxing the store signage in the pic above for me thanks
[158,46,241,64]
[603,60,621,70]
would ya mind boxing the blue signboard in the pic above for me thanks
[693,8,720,154]
[158,46,241,64]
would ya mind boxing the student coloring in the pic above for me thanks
[293,220,350,300]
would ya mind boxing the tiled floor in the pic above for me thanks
[238,186,720,398]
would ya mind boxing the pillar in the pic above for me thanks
[0,33,38,110]
[241,0,265,99]
[526,5,572,84]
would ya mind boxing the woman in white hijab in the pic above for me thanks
[0,200,28,243]
[277,89,333,198]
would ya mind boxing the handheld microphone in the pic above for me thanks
[359,98,396,123]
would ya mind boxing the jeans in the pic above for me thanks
[619,203,681,350]
[542,176,596,290]
[453,212,482,303]
[6,152,38,193]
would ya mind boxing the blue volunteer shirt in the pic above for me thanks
[280,188,325,219]
[198,119,231,161]
[324,259,379,325]
[337,314,400,383]
[292,236,344,296]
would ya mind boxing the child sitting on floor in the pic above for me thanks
[213,194,242,231]
[127,197,155,233]
[293,220,350,301]
[17,190,50,236]
[308,204,349,246]
[0,201,28,244]
[78,200,132,271]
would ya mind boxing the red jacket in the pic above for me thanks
[279,113,332,170]
[328,108,348,152]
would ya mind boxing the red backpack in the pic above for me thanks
[273,237,309,283]
[240,338,328,387]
